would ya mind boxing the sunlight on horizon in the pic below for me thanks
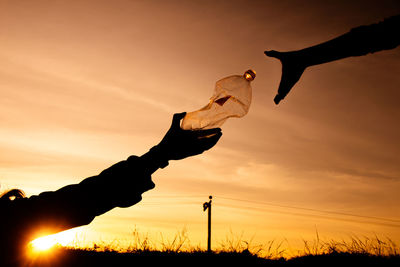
[29,228,81,253]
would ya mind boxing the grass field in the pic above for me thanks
[27,247,400,267]
[25,234,400,267]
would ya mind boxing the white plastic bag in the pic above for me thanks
[181,70,255,130]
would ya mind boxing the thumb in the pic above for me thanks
[274,94,283,105]
[171,112,186,128]
[264,50,282,59]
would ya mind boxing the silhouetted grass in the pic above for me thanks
[27,231,400,267]
[301,233,398,257]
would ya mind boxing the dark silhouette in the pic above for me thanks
[0,112,222,265]
[19,246,400,267]
[265,14,400,104]
[203,195,212,253]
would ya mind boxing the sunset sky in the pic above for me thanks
[1,0,399,254]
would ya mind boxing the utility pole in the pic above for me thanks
[203,195,212,253]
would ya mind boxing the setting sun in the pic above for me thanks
[29,229,79,252]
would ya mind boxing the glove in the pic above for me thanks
[156,112,222,161]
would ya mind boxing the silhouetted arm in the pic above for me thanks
[10,155,153,244]
[11,113,222,245]
[265,14,400,104]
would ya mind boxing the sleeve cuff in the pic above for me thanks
[140,145,169,172]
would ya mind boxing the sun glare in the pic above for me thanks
[30,236,55,252]
[29,228,79,252]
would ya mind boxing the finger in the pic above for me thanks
[264,50,282,59]
[274,79,288,105]
[198,133,219,139]
[188,132,222,156]
[275,75,293,105]
[274,63,306,105]
[171,112,186,128]
[194,128,222,137]
[198,132,222,151]
[274,94,283,104]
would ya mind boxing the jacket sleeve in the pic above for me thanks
[347,14,400,56]
[14,155,155,242]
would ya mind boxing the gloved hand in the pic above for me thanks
[157,112,222,160]
[140,112,222,173]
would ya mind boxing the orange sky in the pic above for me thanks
[1,0,399,254]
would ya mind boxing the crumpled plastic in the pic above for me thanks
[181,70,255,130]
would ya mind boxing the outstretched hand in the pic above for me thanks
[157,112,222,160]
[265,50,306,105]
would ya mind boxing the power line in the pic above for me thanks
[145,195,205,198]
[216,202,400,229]
[141,194,400,227]
[215,196,400,224]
